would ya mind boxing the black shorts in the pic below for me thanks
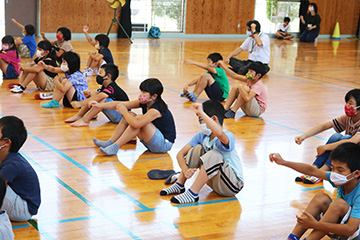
[62,90,78,108]
[205,81,225,102]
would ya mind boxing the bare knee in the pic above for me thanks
[311,192,332,209]
[328,198,349,215]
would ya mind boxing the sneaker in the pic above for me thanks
[34,93,54,100]
[295,175,307,182]
[8,83,18,89]
[10,85,25,93]
[183,89,197,102]
[224,109,236,118]
[83,68,93,77]
[180,93,186,98]
[42,99,59,108]
[303,175,322,184]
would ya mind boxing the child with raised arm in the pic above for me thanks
[0,36,21,79]
[9,40,58,93]
[65,63,129,126]
[41,27,73,64]
[294,89,360,184]
[82,26,114,77]
[93,78,176,155]
[0,116,41,222]
[38,51,88,108]
[270,142,360,240]
[182,52,229,102]
[11,19,36,58]
[160,100,244,204]
[219,61,267,118]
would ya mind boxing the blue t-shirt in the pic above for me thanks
[327,172,360,219]
[188,130,244,181]
[140,102,176,143]
[65,71,89,102]
[99,48,114,64]
[0,152,41,215]
[21,35,36,57]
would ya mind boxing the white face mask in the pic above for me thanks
[36,50,44,58]
[309,6,314,12]
[95,44,101,50]
[0,144,6,150]
[199,123,212,136]
[246,30,252,37]
[330,171,356,186]
[60,64,69,72]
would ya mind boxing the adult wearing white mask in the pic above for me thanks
[224,20,270,75]
[299,3,321,42]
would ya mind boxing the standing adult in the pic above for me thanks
[225,20,270,75]
[299,0,310,35]
[299,3,321,42]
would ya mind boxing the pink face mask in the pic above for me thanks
[2,45,9,50]
[138,94,151,104]
[345,104,360,117]
[56,34,63,40]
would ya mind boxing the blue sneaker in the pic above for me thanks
[184,89,197,102]
[42,99,59,108]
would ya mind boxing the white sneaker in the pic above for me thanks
[82,68,93,77]
[10,85,24,93]
[93,67,99,75]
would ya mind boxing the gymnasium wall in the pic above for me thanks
[40,0,360,35]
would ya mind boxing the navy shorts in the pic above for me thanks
[3,64,19,79]
[205,81,225,102]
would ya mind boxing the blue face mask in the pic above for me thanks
[199,123,212,136]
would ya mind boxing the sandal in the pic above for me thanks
[183,89,197,102]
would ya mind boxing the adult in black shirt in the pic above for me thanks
[299,3,321,42]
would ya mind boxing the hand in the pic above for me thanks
[192,103,203,115]
[41,32,45,39]
[296,211,318,229]
[300,15,304,21]
[250,23,257,34]
[269,153,286,165]
[224,57,230,65]
[116,103,127,114]
[316,145,328,157]
[11,19,16,23]
[83,25,89,33]
[83,90,91,98]
[88,100,100,109]
[184,168,197,179]
[184,59,193,65]
[295,135,305,145]
[218,60,224,66]
[38,61,46,69]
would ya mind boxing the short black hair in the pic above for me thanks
[139,78,168,111]
[0,175,6,207]
[101,63,119,81]
[62,51,80,74]
[246,20,261,33]
[309,3,318,14]
[248,61,267,79]
[25,24,35,36]
[0,116,27,153]
[284,17,291,23]
[37,40,57,60]
[345,89,360,107]
[202,100,225,126]
[95,34,110,48]
[207,52,223,63]
[330,142,360,172]
[57,27,71,41]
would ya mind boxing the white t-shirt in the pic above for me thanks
[240,32,270,64]
[277,23,290,32]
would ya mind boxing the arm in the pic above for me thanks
[218,61,247,81]
[40,32,51,43]
[54,76,73,93]
[316,133,360,156]
[38,61,63,73]
[269,153,328,180]
[11,19,24,31]
[238,85,257,102]
[78,92,108,108]
[250,23,263,46]
[56,48,65,57]
[184,59,217,74]
[14,38,23,46]
[90,53,104,62]
[90,99,139,111]
[176,144,194,174]
[116,104,161,129]
[225,47,244,64]
[83,26,96,46]
[300,15,306,25]
[21,64,45,73]
[295,121,333,144]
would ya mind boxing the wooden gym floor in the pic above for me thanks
[0,36,359,239]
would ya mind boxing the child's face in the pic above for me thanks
[331,160,352,176]
[61,59,68,66]
[283,21,289,27]
[247,69,260,80]
[1,43,12,50]
[207,58,217,67]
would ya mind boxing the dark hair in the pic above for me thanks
[57,27,71,41]
[330,142,360,172]
[246,20,261,33]
[0,116,27,153]
[95,34,110,48]
[207,52,223,63]
[309,3,318,14]
[37,40,57,61]
[2,35,18,58]
[139,78,167,111]
[0,175,6,207]
[62,51,80,74]
[248,61,267,79]
[101,63,119,81]
[345,89,360,107]
[284,17,291,23]
[202,100,225,126]
[25,24,35,36]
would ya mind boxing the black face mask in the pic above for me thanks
[96,75,106,85]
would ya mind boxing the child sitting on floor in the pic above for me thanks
[0,36,21,79]
[275,17,294,40]
[82,26,114,77]
[11,19,37,58]
[182,52,229,102]
[38,51,88,108]
[65,63,129,126]
[41,27,73,64]
[160,100,244,204]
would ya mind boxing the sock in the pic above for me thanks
[160,182,185,196]
[100,142,120,155]
[287,233,299,240]
[170,189,199,204]
[93,137,113,148]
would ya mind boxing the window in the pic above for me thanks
[131,0,185,32]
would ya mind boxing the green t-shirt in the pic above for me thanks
[207,67,229,99]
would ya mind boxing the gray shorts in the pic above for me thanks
[241,96,262,117]
[2,185,32,221]
[102,98,123,123]
[186,144,244,196]
[140,128,173,153]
